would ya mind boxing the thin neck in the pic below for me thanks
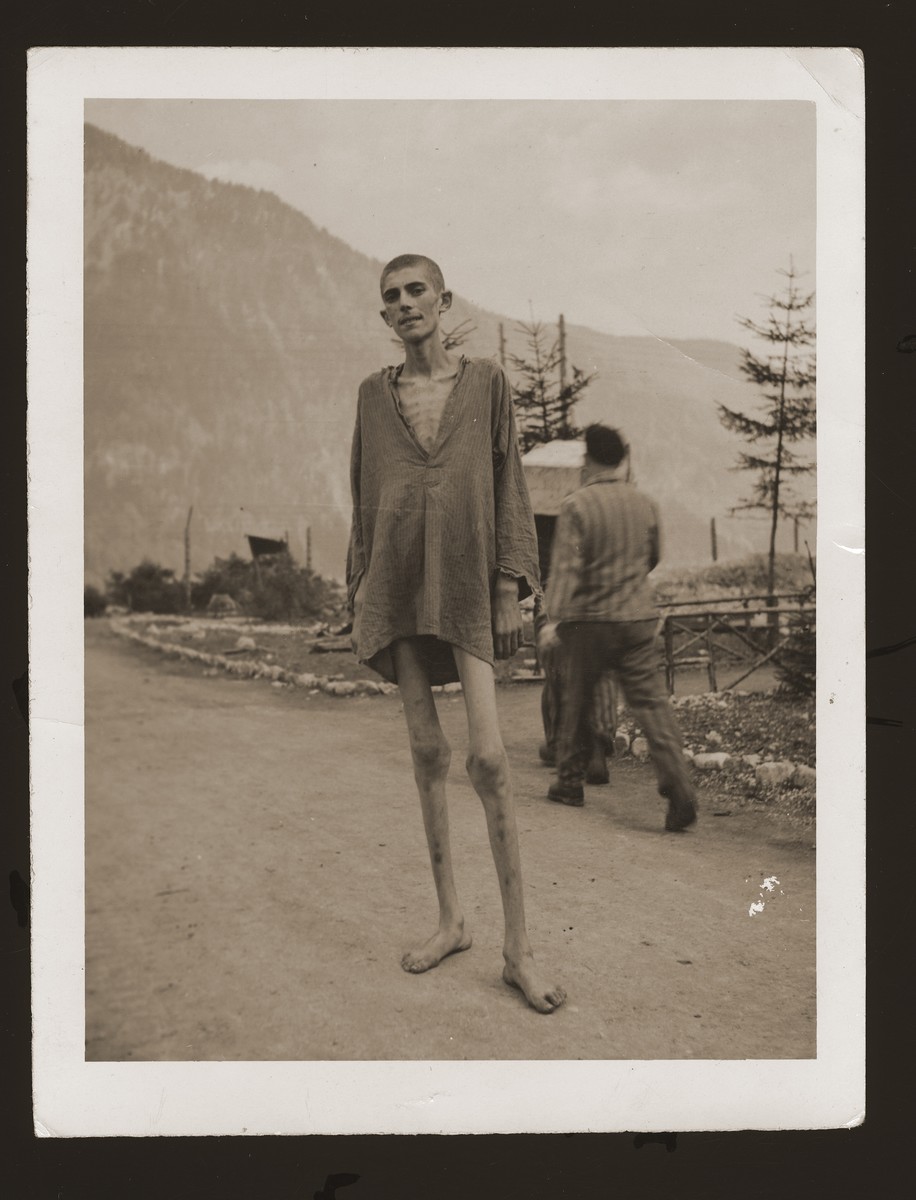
[401,334,458,378]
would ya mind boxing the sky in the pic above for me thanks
[85,98,816,345]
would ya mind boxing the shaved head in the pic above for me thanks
[380,254,445,295]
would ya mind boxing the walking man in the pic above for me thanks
[347,253,566,1012]
[537,424,698,830]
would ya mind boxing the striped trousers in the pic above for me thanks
[541,656,618,757]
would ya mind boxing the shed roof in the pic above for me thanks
[521,439,585,516]
[521,438,586,467]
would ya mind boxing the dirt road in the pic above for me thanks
[85,621,815,1062]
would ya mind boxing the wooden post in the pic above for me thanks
[793,516,800,553]
[804,539,816,585]
[498,322,506,368]
[706,612,718,692]
[306,525,312,571]
[663,617,675,695]
[558,313,567,396]
[710,516,718,562]
[766,597,779,652]
[183,506,193,612]
[284,530,292,620]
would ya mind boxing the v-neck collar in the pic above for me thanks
[388,355,467,459]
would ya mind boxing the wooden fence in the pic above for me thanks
[658,591,815,694]
[516,590,815,694]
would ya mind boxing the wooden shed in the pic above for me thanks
[521,438,586,587]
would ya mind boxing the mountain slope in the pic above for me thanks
[84,124,810,587]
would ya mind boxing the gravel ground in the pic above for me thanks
[633,690,815,826]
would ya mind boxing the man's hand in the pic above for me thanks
[536,620,561,669]
[493,575,523,660]
[351,579,366,654]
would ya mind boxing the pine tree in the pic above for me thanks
[507,319,595,452]
[441,319,476,352]
[775,608,817,696]
[718,263,816,601]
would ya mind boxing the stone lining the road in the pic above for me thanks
[686,749,815,791]
[109,617,468,699]
[110,617,399,697]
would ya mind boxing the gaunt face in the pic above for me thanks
[379,265,451,343]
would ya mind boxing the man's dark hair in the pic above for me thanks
[380,254,445,295]
[585,424,628,467]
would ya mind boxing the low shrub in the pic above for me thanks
[84,584,108,618]
[190,553,251,611]
[191,551,336,621]
[108,550,342,623]
[106,560,185,614]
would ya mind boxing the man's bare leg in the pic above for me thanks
[392,639,472,973]
[453,647,566,1014]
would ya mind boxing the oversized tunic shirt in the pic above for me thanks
[347,356,541,685]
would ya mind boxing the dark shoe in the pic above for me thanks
[538,742,556,766]
[585,750,609,786]
[548,781,585,807]
[664,797,698,832]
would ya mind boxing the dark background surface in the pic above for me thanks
[4,2,911,1196]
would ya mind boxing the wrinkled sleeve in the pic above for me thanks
[345,396,365,611]
[544,500,585,623]
[492,368,541,603]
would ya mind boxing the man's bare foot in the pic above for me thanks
[401,924,472,974]
[502,954,567,1014]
